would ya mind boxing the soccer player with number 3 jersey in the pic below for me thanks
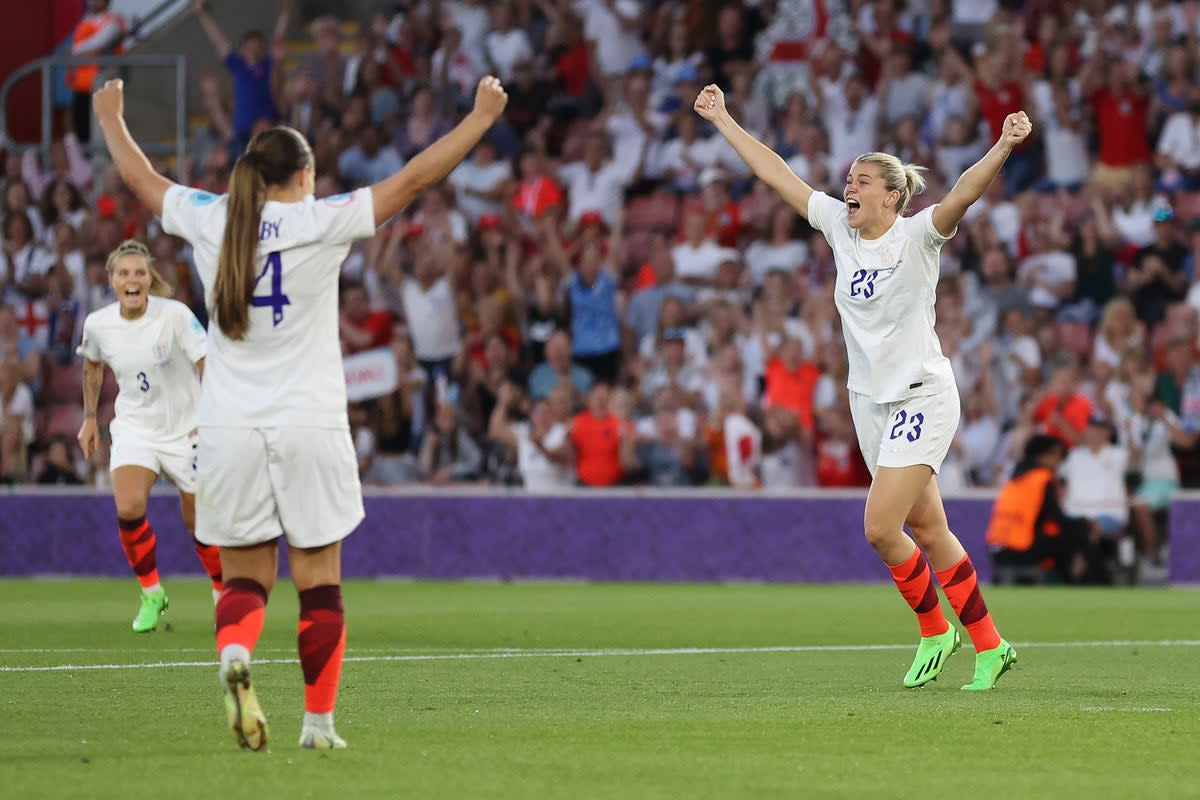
[93,75,508,750]
[76,240,221,633]
[698,84,1033,691]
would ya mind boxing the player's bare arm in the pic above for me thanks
[933,111,1032,237]
[77,359,105,459]
[694,84,814,219]
[370,76,509,226]
[93,80,175,218]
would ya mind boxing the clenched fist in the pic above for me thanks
[93,79,125,121]
[1000,110,1032,151]
[693,84,727,122]
[472,75,509,122]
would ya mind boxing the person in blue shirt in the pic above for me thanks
[193,0,292,153]
[527,331,593,403]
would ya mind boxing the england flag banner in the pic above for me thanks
[344,347,398,402]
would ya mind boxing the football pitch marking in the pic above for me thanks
[2,639,1199,673]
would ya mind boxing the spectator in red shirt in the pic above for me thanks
[1085,56,1152,187]
[339,281,393,355]
[970,50,1039,195]
[764,337,821,433]
[1034,363,1093,447]
[816,412,871,487]
[681,167,744,248]
[568,382,636,487]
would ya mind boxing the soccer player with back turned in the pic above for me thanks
[697,84,1031,690]
[92,75,508,749]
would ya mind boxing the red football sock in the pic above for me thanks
[215,578,268,657]
[298,585,346,714]
[936,554,1002,652]
[117,516,160,590]
[192,539,223,592]
[886,547,951,637]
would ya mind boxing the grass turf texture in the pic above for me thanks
[2,580,1198,799]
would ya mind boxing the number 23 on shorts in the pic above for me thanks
[888,408,924,442]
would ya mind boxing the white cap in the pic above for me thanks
[699,167,727,188]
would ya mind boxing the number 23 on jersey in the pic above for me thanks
[252,252,291,325]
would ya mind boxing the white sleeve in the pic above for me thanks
[9,383,34,418]
[76,314,102,362]
[160,184,223,246]
[316,189,378,245]
[915,205,954,249]
[173,302,207,364]
[805,191,847,238]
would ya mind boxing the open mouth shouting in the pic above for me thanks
[846,197,861,219]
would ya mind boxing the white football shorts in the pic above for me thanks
[109,425,197,494]
[194,426,364,549]
[849,386,961,476]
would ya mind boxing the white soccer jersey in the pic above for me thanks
[77,296,206,442]
[806,191,956,403]
[161,185,377,429]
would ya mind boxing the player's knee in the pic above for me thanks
[908,518,950,551]
[114,496,148,520]
[863,512,901,551]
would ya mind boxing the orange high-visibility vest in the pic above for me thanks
[985,467,1060,552]
[69,12,126,93]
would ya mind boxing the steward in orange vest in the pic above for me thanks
[986,434,1102,582]
[69,0,127,142]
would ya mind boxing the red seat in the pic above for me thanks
[1174,192,1200,225]
[43,363,83,405]
[44,404,85,440]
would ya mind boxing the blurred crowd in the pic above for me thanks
[2,0,1200,548]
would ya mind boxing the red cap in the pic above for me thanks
[96,195,117,219]
[579,210,606,227]
[477,213,502,231]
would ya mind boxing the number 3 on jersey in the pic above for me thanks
[252,251,291,326]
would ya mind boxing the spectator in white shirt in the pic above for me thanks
[822,73,880,180]
[557,129,643,227]
[671,208,736,286]
[446,140,512,223]
[401,247,462,378]
[0,358,34,482]
[1017,224,1077,316]
[650,111,716,193]
[489,381,575,491]
[484,2,534,82]
[2,212,55,305]
[574,0,644,80]
[1155,88,1200,191]
[1060,417,1130,537]
[744,205,810,286]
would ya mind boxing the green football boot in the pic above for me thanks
[131,589,168,633]
[961,640,1018,691]
[903,626,962,688]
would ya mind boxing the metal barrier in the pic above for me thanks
[0,53,186,170]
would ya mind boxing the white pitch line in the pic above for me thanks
[2,639,1199,674]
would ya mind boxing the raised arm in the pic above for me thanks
[370,77,508,226]
[695,85,814,219]
[932,111,1032,238]
[93,80,175,217]
[192,0,232,59]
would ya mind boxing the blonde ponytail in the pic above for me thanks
[852,152,928,215]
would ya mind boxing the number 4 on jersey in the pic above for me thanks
[252,251,290,326]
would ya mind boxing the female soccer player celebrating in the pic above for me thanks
[696,85,1031,691]
[76,239,220,632]
[93,75,507,750]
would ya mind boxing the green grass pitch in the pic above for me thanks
[2,580,1198,799]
